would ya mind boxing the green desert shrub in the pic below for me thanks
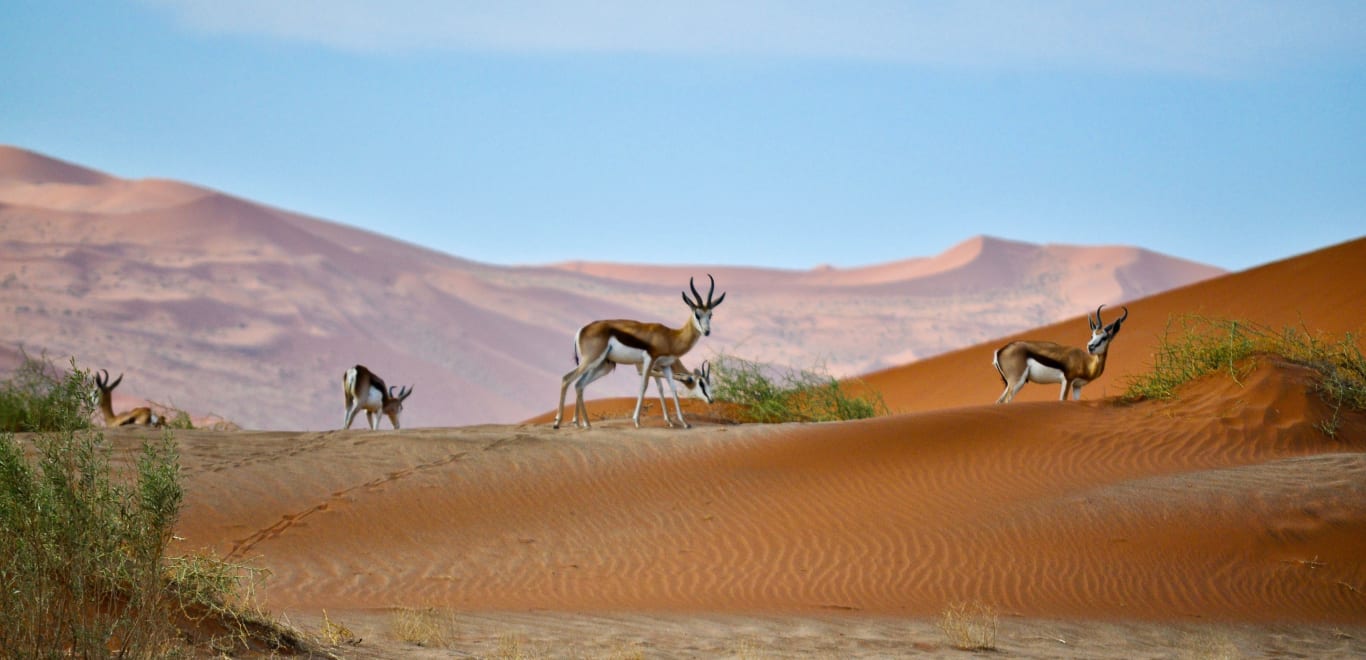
[0,351,95,433]
[1123,316,1366,434]
[0,428,183,657]
[712,355,887,423]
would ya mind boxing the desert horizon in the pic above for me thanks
[7,5,1365,655]
[3,145,1364,657]
[0,144,1229,431]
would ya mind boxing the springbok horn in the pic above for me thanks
[1111,306,1129,327]
[688,277,704,307]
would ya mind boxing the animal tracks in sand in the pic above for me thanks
[228,450,467,559]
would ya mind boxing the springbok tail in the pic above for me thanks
[992,347,1007,387]
[344,368,358,406]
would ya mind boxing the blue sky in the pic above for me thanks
[2,1,1363,271]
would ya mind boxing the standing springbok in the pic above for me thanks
[993,305,1129,403]
[568,357,715,428]
[93,369,162,427]
[554,275,726,429]
[343,365,413,430]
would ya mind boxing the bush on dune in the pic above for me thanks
[712,354,888,423]
[0,350,95,433]
[0,353,306,656]
[1123,315,1366,434]
[0,425,183,655]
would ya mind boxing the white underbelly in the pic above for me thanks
[604,338,676,370]
[358,385,385,410]
[1025,359,1065,384]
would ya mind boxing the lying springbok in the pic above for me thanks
[93,369,162,427]
[555,274,726,429]
[993,305,1129,403]
[343,365,413,430]
[569,357,715,428]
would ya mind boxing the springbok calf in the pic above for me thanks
[343,365,413,430]
[993,305,1129,403]
[93,370,162,427]
[554,274,726,429]
[569,357,715,428]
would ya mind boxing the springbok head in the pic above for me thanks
[1086,305,1129,354]
[682,274,727,337]
[384,384,414,425]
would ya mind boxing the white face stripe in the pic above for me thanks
[1087,328,1112,354]
[691,308,713,336]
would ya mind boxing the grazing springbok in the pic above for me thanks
[993,305,1129,403]
[93,369,162,427]
[554,274,726,429]
[343,365,413,430]
[569,357,715,428]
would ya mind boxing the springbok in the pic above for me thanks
[554,274,726,429]
[343,365,413,430]
[93,369,162,427]
[569,357,715,428]
[993,305,1129,403]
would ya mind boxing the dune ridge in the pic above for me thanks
[0,144,1223,429]
[156,357,1366,626]
[858,234,1366,413]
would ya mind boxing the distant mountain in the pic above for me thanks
[0,145,1224,429]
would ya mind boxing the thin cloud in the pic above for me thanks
[142,0,1366,75]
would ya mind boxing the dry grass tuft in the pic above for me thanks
[317,609,361,646]
[1180,629,1242,659]
[491,634,532,659]
[938,601,998,651]
[390,606,459,648]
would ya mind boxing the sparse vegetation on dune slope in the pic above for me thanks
[1123,316,1366,433]
[712,354,888,423]
[0,351,95,433]
[0,355,311,656]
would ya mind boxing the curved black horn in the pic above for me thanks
[96,369,108,387]
[109,372,123,390]
[707,273,726,308]
[401,385,413,400]
[1114,306,1129,325]
[688,276,704,307]
[1092,304,1106,330]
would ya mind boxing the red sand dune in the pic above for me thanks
[149,239,1366,646]
[7,145,1365,654]
[159,357,1363,629]
[1,145,1223,430]
[860,235,1366,413]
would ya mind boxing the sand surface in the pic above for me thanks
[80,355,1365,657]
